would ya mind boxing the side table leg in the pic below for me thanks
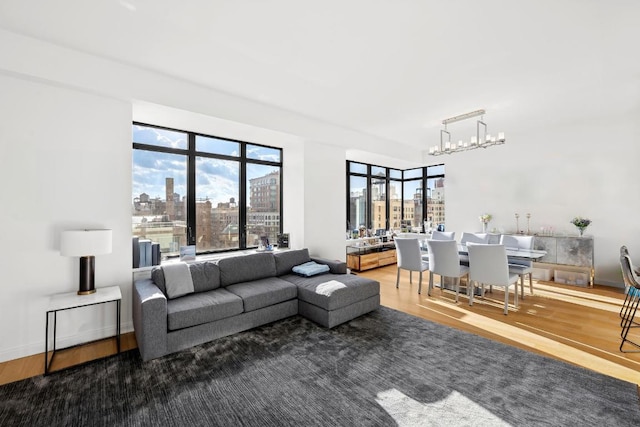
[116,299,121,353]
[44,312,49,375]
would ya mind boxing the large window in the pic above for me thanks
[133,123,283,258]
[346,161,445,233]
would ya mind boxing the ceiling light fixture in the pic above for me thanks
[428,109,506,156]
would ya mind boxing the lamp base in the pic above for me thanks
[78,256,96,296]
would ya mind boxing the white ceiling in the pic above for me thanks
[0,0,638,151]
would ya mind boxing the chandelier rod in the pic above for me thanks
[442,109,486,125]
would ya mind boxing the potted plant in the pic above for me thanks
[571,217,592,236]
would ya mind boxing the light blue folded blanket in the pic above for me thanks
[292,261,330,277]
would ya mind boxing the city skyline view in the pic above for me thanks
[132,124,283,256]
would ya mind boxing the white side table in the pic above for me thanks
[45,285,122,375]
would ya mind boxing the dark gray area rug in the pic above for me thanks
[1,306,639,426]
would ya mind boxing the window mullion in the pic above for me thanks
[187,133,196,246]
[239,144,247,249]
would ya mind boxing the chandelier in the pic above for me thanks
[428,109,506,156]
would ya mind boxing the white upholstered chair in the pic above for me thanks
[500,234,535,298]
[467,243,520,315]
[460,232,490,245]
[394,237,429,292]
[422,231,455,262]
[459,232,490,266]
[426,239,469,301]
[430,231,456,241]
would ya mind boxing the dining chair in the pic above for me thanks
[459,232,490,266]
[500,234,535,298]
[422,230,456,262]
[467,243,520,315]
[430,231,456,241]
[619,253,640,352]
[619,247,640,327]
[394,237,429,292]
[460,232,490,245]
[426,239,469,301]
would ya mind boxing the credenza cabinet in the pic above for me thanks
[532,235,594,287]
[346,239,397,272]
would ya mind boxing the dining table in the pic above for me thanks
[458,244,547,261]
[414,239,548,292]
[396,232,548,261]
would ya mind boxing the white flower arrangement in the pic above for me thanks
[479,214,492,224]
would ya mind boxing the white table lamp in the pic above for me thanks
[61,229,112,295]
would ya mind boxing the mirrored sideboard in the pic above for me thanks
[532,235,594,287]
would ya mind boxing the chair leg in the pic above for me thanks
[528,272,533,295]
[454,277,459,303]
[620,288,631,318]
[514,283,518,308]
[504,288,509,315]
[396,268,400,288]
[428,271,433,296]
[620,291,640,352]
[520,274,525,299]
[410,271,413,284]
[469,280,474,306]
[418,271,423,294]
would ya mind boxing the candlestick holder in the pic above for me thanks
[515,213,520,234]
[526,213,531,235]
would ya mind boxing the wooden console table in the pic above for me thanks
[346,238,397,272]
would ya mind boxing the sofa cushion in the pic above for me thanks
[189,262,222,291]
[281,273,380,311]
[167,288,243,331]
[151,261,221,297]
[225,277,297,312]
[273,248,311,276]
[217,253,277,287]
[292,261,330,277]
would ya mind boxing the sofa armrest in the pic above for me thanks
[311,257,348,274]
[132,278,168,361]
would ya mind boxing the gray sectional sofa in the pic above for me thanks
[132,248,380,361]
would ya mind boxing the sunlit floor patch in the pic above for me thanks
[376,388,511,427]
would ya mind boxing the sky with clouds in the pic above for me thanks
[132,125,280,205]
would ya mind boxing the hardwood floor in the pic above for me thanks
[0,333,138,386]
[361,265,640,385]
[1,265,639,386]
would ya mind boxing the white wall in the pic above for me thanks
[439,111,640,286]
[303,141,347,261]
[0,74,132,362]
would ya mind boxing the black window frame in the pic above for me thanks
[133,122,283,257]
[346,161,445,232]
